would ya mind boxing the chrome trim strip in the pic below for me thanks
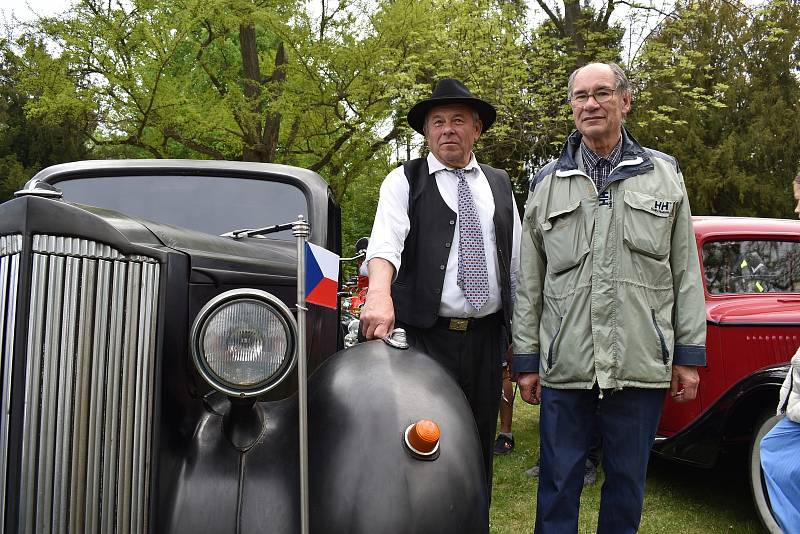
[116,261,141,532]
[141,263,159,533]
[0,256,9,529]
[53,256,80,533]
[0,247,20,530]
[70,258,96,533]
[85,259,111,533]
[20,253,48,533]
[100,261,125,533]
[131,263,154,533]
[35,255,65,531]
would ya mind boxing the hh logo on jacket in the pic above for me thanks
[653,200,673,214]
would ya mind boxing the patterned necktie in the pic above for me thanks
[455,168,489,310]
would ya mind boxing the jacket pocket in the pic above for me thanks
[545,316,563,370]
[622,191,675,259]
[651,308,670,365]
[541,201,589,274]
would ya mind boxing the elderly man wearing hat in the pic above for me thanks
[361,78,521,495]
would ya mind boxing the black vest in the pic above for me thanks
[392,158,514,337]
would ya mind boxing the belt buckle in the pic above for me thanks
[449,318,469,331]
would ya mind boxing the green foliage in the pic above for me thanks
[2,0,797,219]
[339,153,389,264]
[631,0,800,218]
[0,38,93,200]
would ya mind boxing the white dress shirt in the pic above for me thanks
[366,152,521,318]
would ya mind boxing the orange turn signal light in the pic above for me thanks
[404,419,441,458]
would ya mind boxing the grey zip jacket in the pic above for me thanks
[512,128,706,389]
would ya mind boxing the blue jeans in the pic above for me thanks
[535,386,665,534]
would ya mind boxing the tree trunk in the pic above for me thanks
[239,23,264,161]
[563,0,588,67]
[263,42,287,163]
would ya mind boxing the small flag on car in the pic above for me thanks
[305,242,339,309]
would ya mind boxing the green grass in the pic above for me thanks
[490,401,765,533]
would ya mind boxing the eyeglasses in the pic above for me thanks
[569,88,616,106]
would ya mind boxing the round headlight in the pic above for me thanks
[191,289,297,397]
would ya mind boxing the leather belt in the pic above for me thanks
[435,311,502,332]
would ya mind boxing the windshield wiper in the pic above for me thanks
[221,222,296,240]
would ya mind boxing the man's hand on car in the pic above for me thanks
[360,290,395,340]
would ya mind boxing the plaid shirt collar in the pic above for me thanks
[580,137,623,190]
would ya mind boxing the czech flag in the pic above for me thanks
[305,242,339,309]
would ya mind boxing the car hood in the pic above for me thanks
[0,196,299,279]
[137,216,297,279]
[76,201,300,280]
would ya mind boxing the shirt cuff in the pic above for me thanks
[512,352,540,373]
[673,345,706,366]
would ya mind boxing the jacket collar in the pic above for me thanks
[554,128,652,180]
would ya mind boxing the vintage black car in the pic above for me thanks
[0,160,487,533]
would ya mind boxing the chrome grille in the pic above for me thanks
[0,235,23,531]
[16,235,160,533]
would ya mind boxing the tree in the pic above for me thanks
[8,0,794,224]
[0,37,94,200]
[470,0,627,190]
[18,0,439,201]
[631,0,800,217]
[532,0,627,68]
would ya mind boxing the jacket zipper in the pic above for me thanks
[547,316,563,369]
[650,308,669,365]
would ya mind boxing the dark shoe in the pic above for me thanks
[493,434,515,455]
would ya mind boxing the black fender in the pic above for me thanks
[161,340,487,533]
[652,365,788,467]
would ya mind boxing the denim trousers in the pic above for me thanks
[535,386,665,534]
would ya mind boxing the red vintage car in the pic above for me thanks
[652,216,800,532]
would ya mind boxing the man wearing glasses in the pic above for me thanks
[512,62,706,533]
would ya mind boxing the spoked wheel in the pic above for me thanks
[749,411,783,534]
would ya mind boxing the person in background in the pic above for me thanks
[360,78,521,498]
[493,354,516,455]
[512,62,706,533]
[758,173,800,533]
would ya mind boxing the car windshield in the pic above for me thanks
[702,239,800,294]
[55,175,308,240]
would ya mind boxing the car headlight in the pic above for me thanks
[191,289,297,397]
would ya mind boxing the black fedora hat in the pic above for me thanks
[407,78,496,135]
